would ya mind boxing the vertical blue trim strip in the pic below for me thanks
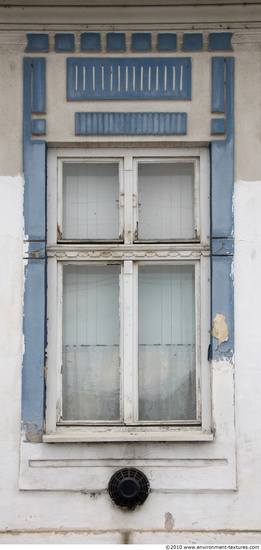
[22,261,46,441]
[23,58,47,239]
[211,57,234,236]
[212,57,225,113]
[22,58,47,440]
[211,256,234,359]
[32,58,46,114]
[210,57,234,360]
[67,58,191,100]
[75,112,187,135]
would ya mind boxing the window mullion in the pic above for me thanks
[122,260,136,423]
[123,156,133,244]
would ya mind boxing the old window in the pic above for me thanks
[45,147,210,441]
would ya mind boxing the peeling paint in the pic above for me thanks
[22,423,43,443]
[212,313,229,346]
[164,512,175,531]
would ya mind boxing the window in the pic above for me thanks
[45,147,210,441]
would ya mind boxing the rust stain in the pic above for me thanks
[57,224,62,239]
[212,313,229,346]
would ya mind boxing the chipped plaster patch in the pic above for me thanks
[212,313,229,346]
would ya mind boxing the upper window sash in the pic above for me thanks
[47,148,209,247]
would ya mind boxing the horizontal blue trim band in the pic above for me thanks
[75,112,187,135]
[67,58,191,100]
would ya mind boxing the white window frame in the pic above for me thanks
[45,146,211,442]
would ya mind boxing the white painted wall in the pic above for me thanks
[0,2,261,543]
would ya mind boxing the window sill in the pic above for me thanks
[43,427,214,443]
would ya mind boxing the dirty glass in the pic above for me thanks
[62,163,119,240]
[138,264,196,421]
[137,162,195,240]
[62,264,120,421]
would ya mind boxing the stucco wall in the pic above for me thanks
[0,2,261,543]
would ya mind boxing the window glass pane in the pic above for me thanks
[138,162,195,240]
[63,163,119,240]
[138,265,196,421]
[62,264,120,421]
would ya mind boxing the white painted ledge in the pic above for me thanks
[43,429,214,443]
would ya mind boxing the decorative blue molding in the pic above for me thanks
[183,33,203,51]
[25,32,233,55]
[23,58,46,238]
[67,58,191,100]
[75,112,187,135]
[209,32,233,51]
[211,118,225,135]
[55,33,74,52]
[107,33,125,52]
[81,32,101,51]
[210,57,234,360]
[31,119,46,135]
[132,33,151,51]
[24,241,47,260]
[211,57,225,113]
[32,58,46,114]
[22,37,235,438]
[26,33,49,52]
[157,33,177,51]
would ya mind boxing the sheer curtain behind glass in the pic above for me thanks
[138,265,196,421]
[62,265,120,421]
[138,162,195,240]
[62,163,119,240]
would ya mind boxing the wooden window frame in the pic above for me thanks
[44,145,212,442]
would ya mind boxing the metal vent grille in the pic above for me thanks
[108,468,150,510]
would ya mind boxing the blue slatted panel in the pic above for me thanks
[67,58,191,100]
[75,112,187,135]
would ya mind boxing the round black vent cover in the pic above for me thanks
[108,468,150,510]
